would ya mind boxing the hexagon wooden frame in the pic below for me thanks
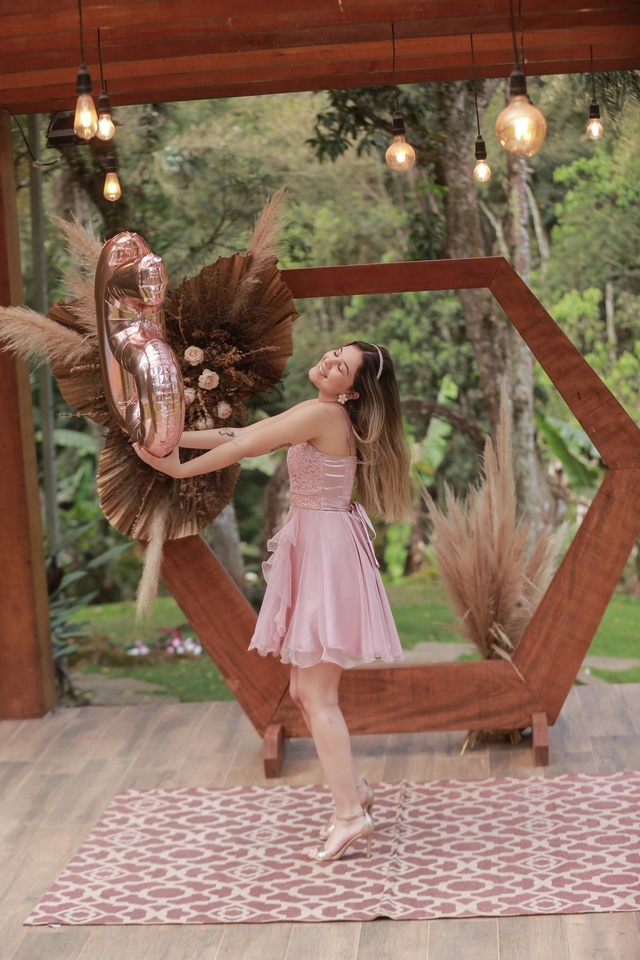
[160,257,640,775]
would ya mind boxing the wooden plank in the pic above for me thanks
[514,470,640,722]
[10,928,92,960]
[162,535,290,737]
[62,926,160,960]
[263,723,285,779]
[591,736,640,775]
[498,916,571,960]
[140,926,222,960]
[272,661,543,737]
[621,683,640,735]
[0,112,55,720]
[286,923,361,960]
[357,920,429,960]
[215,923,293,960]
[283,259,501,299]
[532,711,549,766]
[427,918,499,959]
[548,687,591,753]
[490,262,640,467]
[577,684,637,738]
[566,912,640,960]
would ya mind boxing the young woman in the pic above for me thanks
[134,341,412,861]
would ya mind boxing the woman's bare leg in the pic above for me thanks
[296,661,368,857]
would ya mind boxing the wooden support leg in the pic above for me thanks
[264,723,285,778]
[532,711,549,766]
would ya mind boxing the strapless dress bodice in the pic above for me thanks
[287,441,356,511]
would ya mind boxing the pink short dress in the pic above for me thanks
[248,407,404,669]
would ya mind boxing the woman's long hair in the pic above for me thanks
[345,341,413,523]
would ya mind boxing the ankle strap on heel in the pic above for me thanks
[336,808,364,822]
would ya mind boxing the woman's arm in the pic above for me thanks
[135,401,328,479]
[178,400,319,450]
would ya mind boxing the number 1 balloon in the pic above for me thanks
[94,232,184,458]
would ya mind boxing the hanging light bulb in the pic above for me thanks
[586,47,604,140]
[103,155,121,201]
[495,65,547,156]
[95,28,115,141]
[586,100,604,140]
[385,25,415,173]
[74,63,98,140]
[469,36,491,183]
[473,136,492,183]
[96,90,115,141]
[386,112,416,172]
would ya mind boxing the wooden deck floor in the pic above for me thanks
[2,683,640,960]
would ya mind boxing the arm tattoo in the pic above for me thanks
[218,429,235,437]
[269,443,292,452]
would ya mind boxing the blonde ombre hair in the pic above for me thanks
[346,341,412,523]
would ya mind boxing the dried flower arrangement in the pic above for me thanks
[0,188,297,545]
[423,386,565,749]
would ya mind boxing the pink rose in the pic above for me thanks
[217,401,232,419]
[184,345,204,366]
[183,387,196,405]
[198,369,220,390]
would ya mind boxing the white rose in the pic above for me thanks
[184,345,204,366]
[198,369,220,390]
[217,401,232,419]
[195,415,214,430]
[183,387,196,405]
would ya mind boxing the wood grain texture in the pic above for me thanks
[272,661,543,736]
[161,535,289,736]
[566,912,640,960]
[263,723,285,779]
[489,261,640,468]
[0,112,55,720]
[498,916,571,960]
[532,712,549,766]
[283,259,501,299]
[514,470,640,722]
[427,918,499,959]
[1,3,639,110]
[357,920,428,960]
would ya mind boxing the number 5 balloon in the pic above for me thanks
[95,232,184,458]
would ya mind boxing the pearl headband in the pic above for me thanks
[372,344,384,380]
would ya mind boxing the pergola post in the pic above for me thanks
[0,111,55,718]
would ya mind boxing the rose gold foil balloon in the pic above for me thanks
[95,232,184,458]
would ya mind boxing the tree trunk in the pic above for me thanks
[204,503,246,592]
[434,80,511,439]
[434,80,553,530]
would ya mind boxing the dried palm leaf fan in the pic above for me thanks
[423,384,565,752]
[0,188,297,615]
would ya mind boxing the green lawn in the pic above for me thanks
[71,578,639,701]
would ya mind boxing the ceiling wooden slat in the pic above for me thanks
[1,1,638,114]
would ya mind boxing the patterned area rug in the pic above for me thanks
[25,772,640,924]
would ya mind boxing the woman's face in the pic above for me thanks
[309,344,363,399]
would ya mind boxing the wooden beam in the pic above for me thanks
[271,660,544,737]
[0,112,55,719]
[161,534,290,737]
[490,260,640,468]
[282,258,502,299]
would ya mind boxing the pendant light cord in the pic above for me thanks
[590,45,596,99]
[391,22,400,113]
[509,0,520,68]
[97,27,107,91]
[470,34,481,137]
[77,0,85,64]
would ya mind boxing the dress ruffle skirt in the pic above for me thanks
[248,504,404,669]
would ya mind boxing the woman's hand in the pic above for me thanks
[133,443,183,478]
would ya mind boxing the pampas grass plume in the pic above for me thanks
[425,385,564,660]
[136,504,169,623]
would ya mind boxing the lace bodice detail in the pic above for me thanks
[287,442,357,510]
